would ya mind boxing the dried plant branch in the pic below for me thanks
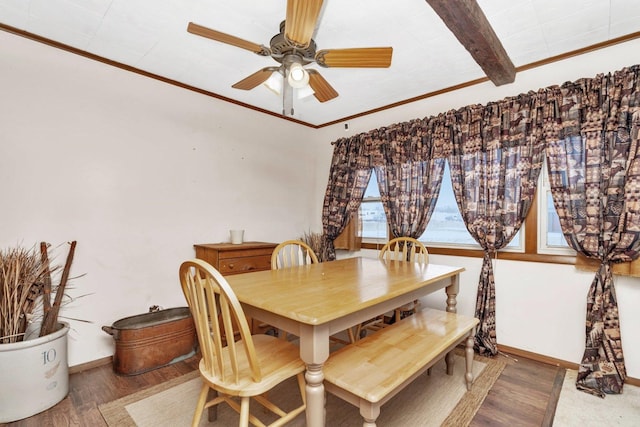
[40,242,52,322]
[0,246,47,343]
[300,231,331,262]
[0,241,80,343]
[40,241,77,337]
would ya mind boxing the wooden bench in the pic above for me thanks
[323,308,479,427]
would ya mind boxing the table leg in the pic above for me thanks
[299,324,330,427]
[445,273,460,374]
[445,274,459,313]
[445,350,455,375]
[305,363,325,427]
[465,330,475,390]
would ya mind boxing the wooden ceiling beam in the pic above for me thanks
[425,0,515,86]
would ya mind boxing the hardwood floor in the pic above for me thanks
[3,351,564,426]
[470,353,565,427]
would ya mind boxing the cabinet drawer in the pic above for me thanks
[217,247,275,259]
[219,255,271,275]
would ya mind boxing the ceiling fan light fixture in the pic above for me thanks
[263,71,283,95]
[287,62,309,88]
[296,84,315,99]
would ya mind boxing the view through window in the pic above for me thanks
[360,162,570,255]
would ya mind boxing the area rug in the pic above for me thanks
[99,352,505,427]
[553,370,640,426]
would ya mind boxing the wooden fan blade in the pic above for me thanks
[187,22,269,55]
[315,47,393,68]
[285,0,323,47]
[307,69,338,102]
[232,68,278,90]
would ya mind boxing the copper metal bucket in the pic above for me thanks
[102,307,197,375]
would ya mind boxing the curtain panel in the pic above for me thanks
[375,160,445,239]
[322,117,450,259]
[371,119,447,239]
[446,95,546,355]
[321,136,372,260]
[544,66,640,396]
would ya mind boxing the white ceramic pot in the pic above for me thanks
[0,322,70,423]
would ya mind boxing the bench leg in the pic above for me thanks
[360,401,381,427]
[465,331,475,391]
[445,350,455,375]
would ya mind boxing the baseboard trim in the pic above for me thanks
[498,344,640,387]
[498,344,579,369]
[69,355,112,374]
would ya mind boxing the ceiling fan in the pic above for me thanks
[187,0,392,115]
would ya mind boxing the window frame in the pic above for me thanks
[536,159,575,256]
[359,168,577,266]
[359,177,387,244]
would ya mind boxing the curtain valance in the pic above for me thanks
[330,87,566,163]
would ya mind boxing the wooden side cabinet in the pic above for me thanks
[193,242,276,276]
[193,242,277,336]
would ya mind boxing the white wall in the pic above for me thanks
[0,30,323,366]
[319,38,640,379]
[3,27,640,380]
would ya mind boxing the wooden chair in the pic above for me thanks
[270,240,319,341]
[270,240,319,269]
[270,241,355,344]
[179,259,306,427]
[379,236,430,265]
[380,237,429,322]
[358,237,429,337]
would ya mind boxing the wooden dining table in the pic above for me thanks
[225,256,465,427]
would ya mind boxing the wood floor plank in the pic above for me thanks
[541,368,567,427]
[469,354,563,427]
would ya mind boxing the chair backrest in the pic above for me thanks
[179,259,261,384]
[379,237,429,264]
[271,240,319,269]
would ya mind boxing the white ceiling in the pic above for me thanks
[1,0,640,127]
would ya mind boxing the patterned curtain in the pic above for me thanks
[323,118,450,257]
[322,137,372,260]
[374,119,446,242]
[544,66,640,397]
[447,96,546,355]
[375,160,444,239]
[321,64,639,373]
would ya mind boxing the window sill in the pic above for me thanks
[360,242,576,265]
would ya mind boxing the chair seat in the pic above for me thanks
[199,334,306,397]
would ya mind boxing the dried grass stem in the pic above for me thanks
[0,247,46,344]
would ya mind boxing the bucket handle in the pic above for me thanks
[101,325,119,339]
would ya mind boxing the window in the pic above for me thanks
[419,163,476,246]
[360,174,387,240]
[359,162,574,264]
[419,163,522,250]
[537,159,572,255]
